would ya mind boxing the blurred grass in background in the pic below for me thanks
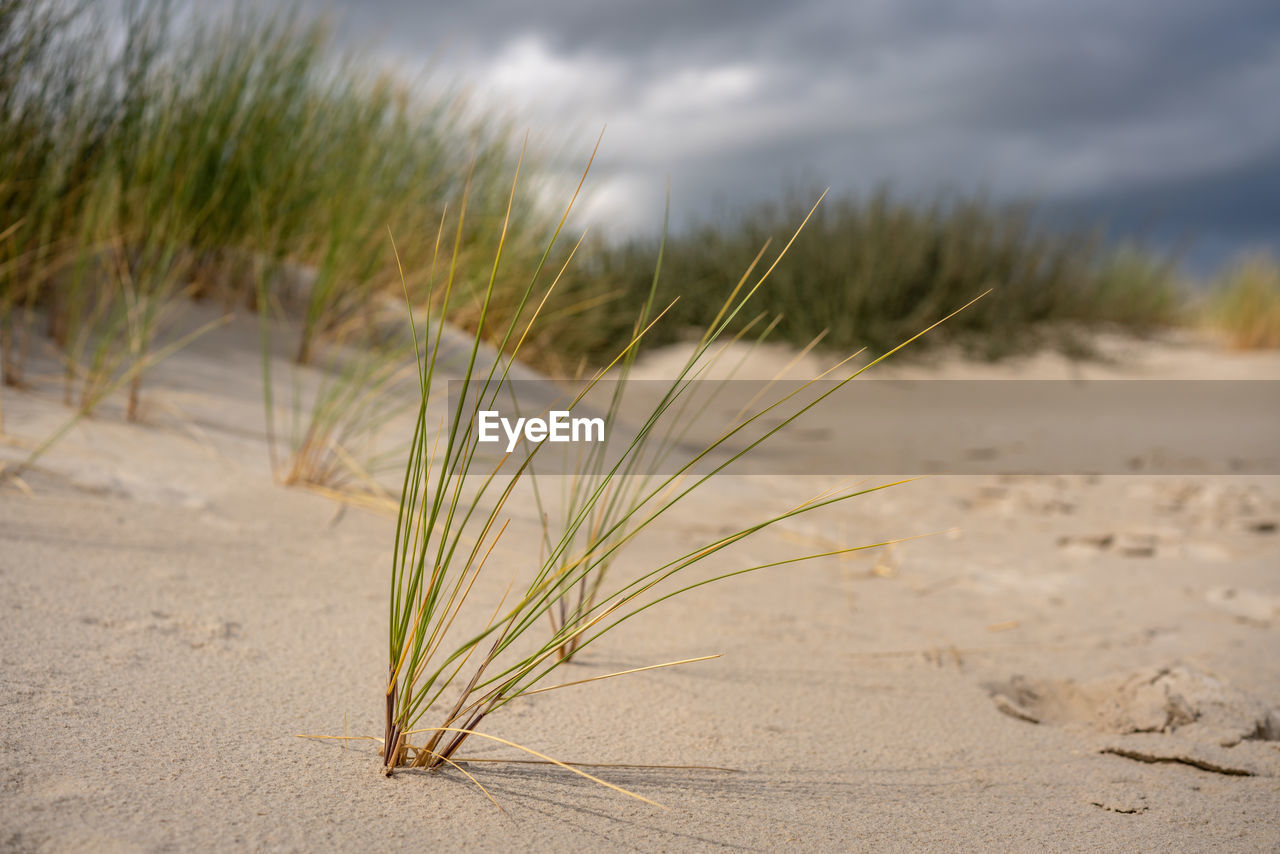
[2,0,1277,422]
[0,0,546,417]
[551,191,1192,365]
[1206,253,1280,350]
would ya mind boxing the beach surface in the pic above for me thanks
[2,315,1278,852]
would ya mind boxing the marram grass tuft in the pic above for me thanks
[362,150,980,805]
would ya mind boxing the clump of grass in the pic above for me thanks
[266,323,416,506]
[0,0,544,432]
[257,256,419,507]
[2,309,228,482]
[1086,245,1186,331]
[374,161,968,802]
[555,190,1185,364]
[1207,253,1280,349]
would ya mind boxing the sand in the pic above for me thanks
[2,313,1278,852]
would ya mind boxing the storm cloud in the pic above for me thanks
[296,0,1280,269]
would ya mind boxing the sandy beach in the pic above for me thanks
[2,314,1278,852]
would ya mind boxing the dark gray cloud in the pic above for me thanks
[293,0,1279,269]
[1054,144,1280,273]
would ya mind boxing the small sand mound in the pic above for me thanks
[986,665,1280,747]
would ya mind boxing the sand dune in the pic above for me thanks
[2,317,1278,851]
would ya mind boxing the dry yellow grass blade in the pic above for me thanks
[399,727,667,808]
[451,757,741,772]
[518,654,722,698]
[299,483,400,516]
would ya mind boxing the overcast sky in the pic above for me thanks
[290,0,1279,271]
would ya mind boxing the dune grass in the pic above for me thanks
[1207,253,1280,349]
[374,155,974,802]
[264,317,417,506]
[0,0,540,433]
[529,307,808,664]
[553,190,1186,364]
[528,209,802,663]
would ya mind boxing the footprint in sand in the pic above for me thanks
[985,665,1280,776]
[1141,481,1280,534]
[1057,531,1159,558]
[82,611,244,651]
[960,478,1077,517]
[1204,587,1280,626]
